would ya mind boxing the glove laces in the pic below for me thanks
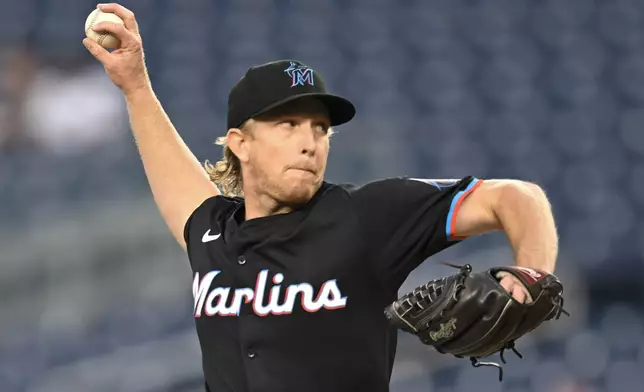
[470,341,523,382]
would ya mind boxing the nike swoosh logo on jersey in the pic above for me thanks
[202,230,221,243]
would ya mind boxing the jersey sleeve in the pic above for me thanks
[183,195,230,253]
[184,197,215,245]
[350,176,483,290]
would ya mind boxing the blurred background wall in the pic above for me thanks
[1,0,643,391]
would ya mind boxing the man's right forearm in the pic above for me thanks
[124,85,206,181]
[82,3,216,250]
[124,85,220,248]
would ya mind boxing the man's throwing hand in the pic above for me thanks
[496,271,533,304]
[83,3,148,95]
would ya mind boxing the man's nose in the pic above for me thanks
[299,124,317,156]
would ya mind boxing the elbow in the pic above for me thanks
[455,180,551,236]
[495,180,549,211]
[522,181,547,198]
[521,181,549,206]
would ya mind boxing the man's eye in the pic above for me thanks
[280,120,297,127]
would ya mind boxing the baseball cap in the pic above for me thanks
[226,60,356,129]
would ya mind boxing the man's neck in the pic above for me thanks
[242,189,294,221]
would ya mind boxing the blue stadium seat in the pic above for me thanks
[482,111,537,159]
[409,58,467,109]
[0,0,36,41]
[396,6,454,54]
[228,0,277,13]
[542,0,594,27]
[478,58,534,107]
[530,360,574,392]
[454,365,503,392]
[333,10,393,56]
[618,108,644,155]
[558,35,607,80]
[275,11,333,45]
[549,110,600,158]
[286,0,337,13]
[600,304,644,353]
[530,4,582,50]
[342,61,400,106]
[563,218,612,267]
[565,330,611,380]
[597,1,644,50]
[629,163,644,211]
[457,1,527,52]
[163,0,216,14]
[605,361,644,392]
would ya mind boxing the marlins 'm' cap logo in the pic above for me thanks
[284,61,315,87]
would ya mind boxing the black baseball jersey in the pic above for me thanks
[184,176,483,392]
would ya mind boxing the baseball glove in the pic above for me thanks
[384,263,568,381]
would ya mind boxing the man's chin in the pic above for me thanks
[280,181,320,206]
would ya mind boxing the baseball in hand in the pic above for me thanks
[85,8,124,49]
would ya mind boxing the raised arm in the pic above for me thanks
[83,3,219,250]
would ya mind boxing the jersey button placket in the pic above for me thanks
[237,255,246,265]
[247,351,256,359]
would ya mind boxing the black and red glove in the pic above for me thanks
[384,264,568,381]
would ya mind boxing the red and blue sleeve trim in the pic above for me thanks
[446,178,483,240]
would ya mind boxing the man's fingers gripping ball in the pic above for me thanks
[85,8,124,49]
[97,3,139,34]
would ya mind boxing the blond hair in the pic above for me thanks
[204,125,334,197]
[204,136,243,197]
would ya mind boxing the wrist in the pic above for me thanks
[122,68,153,99]
[124,82,155,105]
[515,259,556,274]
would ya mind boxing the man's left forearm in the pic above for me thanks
[492,182,558,273]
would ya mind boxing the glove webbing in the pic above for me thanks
[395,266,469,336]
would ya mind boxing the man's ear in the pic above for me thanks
[226,127,250,163]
